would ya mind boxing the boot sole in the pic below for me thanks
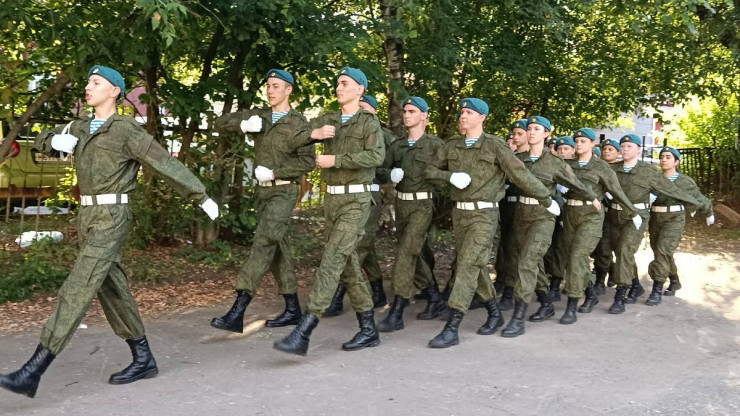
[0,380,38,398]
[477,319,505,335]
[210,320,243,333]
[264,318,301,328]
[428,339,459,348]
[608,307,625,314]
[528,312,555,322]
[378,323,404,333]
[109,367,158,385]
[559,317,577,325]
[342,339,380,351]
[273,342,308,356]
[501,329,525,338]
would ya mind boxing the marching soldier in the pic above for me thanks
[210,69,315,333]
[646,147,714,304]
[592,138,622,291]
[0,65,218,398]
[425,100,556,348]
[274,67,385,355]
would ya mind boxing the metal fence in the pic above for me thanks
[673,146,739,200]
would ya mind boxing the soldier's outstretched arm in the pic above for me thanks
[554,162,597,201]
[213,110,258,135]
[495,144,552,207]
[423,140,452,184]
[649,170,700,210]
[683,176,713,216]
[375,139,398,184]
[34,123,72,158]
[274,142,316,180]
[602,168,638,217]
[333,119,385,169]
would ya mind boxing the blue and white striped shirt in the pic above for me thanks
[89,119,106,134]
[669,173,679,182]
[530,156,539,162]
[271,111,289,124]
[578,161,588,167]
[464,137,479,148]
[407,140,416,147]
[341,114,354,123]
[623,166,634,173]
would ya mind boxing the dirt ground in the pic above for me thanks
[0,218,739,415]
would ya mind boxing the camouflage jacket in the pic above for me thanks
[611,161,699,212]
[565,156,638,217]
[378,133,444,193]
[654,173,713,216]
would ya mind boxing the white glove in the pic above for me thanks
[51,134,79,154]
[605,192,613,200]
[449,172,471,189]
[390,168,404,184]
[706,215,715,226]
[546,200,561,216]
[254,165,274,182]
[240,115,263,133]
[200,198,219,220]
[505,184,510,190]
[632,215,642,230]
[649,193,657,204]
[556,184,569,195]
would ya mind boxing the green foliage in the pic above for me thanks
[661,94,740,148]
[175,239,237,267]
[0,239,77,304]
[127,178,198,249]
[126,253,164,284]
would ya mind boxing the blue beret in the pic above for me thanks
[360,94,378,109]
[547,138,558,146]
[620,134,642,147]
[574,128,597,141]
[528,116,552,131]
[459,97,489,116]
[337,67,368,90]
[510,119,528,132]
[403,96,429,113]
[88,65,125,98]
[593,147,602,157]
[660,147,681,160]
[266,69,294,85]
[601,138,621,152]
[555,136,575,149]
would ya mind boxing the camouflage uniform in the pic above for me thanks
[494,180,519,289]
[34,115,210,354]
[513,150,596,303]
[378,133,444,299]
[648,173,712,283]
[426,133,552,312]
[306,109,385,317]
[215,109,315,296]
[562,157,636,297]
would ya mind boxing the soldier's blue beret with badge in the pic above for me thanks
[547,138,558,146]
[266,68,294,85]
[337,67,368,90]
[510,119,529,132]
[574,128,597,141]
[593,147,602,157]
[620,134,642,147]
[459,97,489,116]
[403,96,429,113]
[360,94,378,109]
[601,138,621,152]
[88,65,125,98]
[528,116,551,131]
[555,136,575,149]
[660,147,681,160]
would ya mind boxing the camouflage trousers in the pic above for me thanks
[237,185,298,296]
[41,205,144,355]
[447,207,498,312]
[648,211,686,283]
[358,191,383,282]
[545,219,567,279]
[494,200,516,288]
[562,204,604,297]
[592,211,614,273]
[513,209,555,302]
[307,193,373,317]
[390,198,436,299]
[607,209,649,287]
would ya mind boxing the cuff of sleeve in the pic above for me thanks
[199,195,210,205]
[538,197,552,208]
[334,154,344,169]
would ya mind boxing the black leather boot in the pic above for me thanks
[265,293,302,327]
[625,278,645,304]
[0,344,55,398]
[413,287,429,300]
[210,290,252,333]
[664,274,682,296]
[645,280,664,306]
[477,299,505,335]
[342,310,380,351]
[607,264,616,287]
[560,297,579,324]
[273,313,319,356]
[529,291,555,322]
[608,287,628,314]
[549,277,563,302]
[378,295,406,332]
[499,286,515,311]
[578,285,599,313]
[428,309,464,348]
[417,285,448,320]
[501,300,528,338]
[594,268,607,295]
[109,337,158,385]
[370,280,388,308]
[324,285,346,317]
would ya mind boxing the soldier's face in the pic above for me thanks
[527,124,549,145]
[574,137,593,156]
[507,138,517,151]
[601,144,619,162]
[359,102,377,114]
[403,105,426,129]
[620,142,640,161]
[85,75,119,107]
[336,76,363,105]
[511,128,528,148]
[557,145,574,159]
[266,79,292,107]
[659,152,679,170]
[458,108,484,132]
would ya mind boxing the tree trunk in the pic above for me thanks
[380,0,405,137]
[0,73,70,163]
